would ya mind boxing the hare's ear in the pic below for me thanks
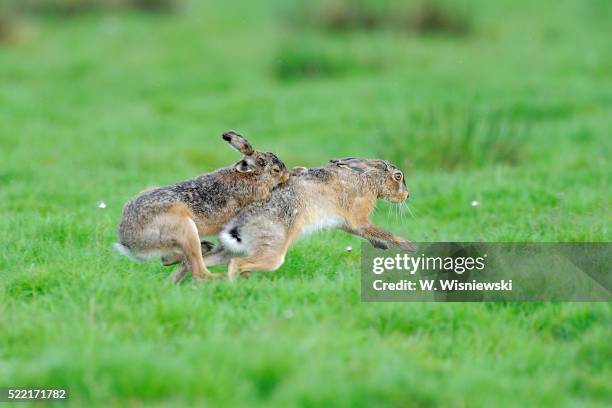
[291,166,308,176]
[330,157,367,174]
[222,130,255,156]
[371,160,392,172]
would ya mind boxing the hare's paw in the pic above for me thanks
[397,240,417,252]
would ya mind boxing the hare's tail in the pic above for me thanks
[113,242,147,263]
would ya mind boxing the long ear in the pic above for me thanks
[371,160,393,171]
[329,157,368,174]
[222,130,254,156]
[291,166,308,176]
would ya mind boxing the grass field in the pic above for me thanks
[0,0,610,406]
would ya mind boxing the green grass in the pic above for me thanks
[0,0,611,406]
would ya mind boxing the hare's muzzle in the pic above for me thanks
[393,188,409,203]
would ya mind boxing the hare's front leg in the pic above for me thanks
[170,249,223,284]
[202,245,234,267]
[348,223,416,252]
[161,240,215,267]
[227,249,287,282]
[170,261,191,284]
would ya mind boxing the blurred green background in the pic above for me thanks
[0,0,610,406]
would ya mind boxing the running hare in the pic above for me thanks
[200,157,415,281]
[114,131,289,283]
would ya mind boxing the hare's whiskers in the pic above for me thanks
[405,203,416,219]
[408,204,419,215]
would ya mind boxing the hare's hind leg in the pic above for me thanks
[176,220,214,282]
[227,248,287,282]
[161,204,215,283]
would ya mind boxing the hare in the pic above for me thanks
[199,157,416,281]
[114,131,289,283]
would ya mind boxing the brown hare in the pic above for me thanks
[198,157,415,281]
[114,131,289,283]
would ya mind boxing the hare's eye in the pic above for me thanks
[393,171,403,181]
[271,166,280,174]
[257,158,265,166]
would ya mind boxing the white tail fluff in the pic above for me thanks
[113,242,172,263]
[113,243,146,263]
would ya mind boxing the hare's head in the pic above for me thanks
[222,130,289,185]
[330,157,409,203]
